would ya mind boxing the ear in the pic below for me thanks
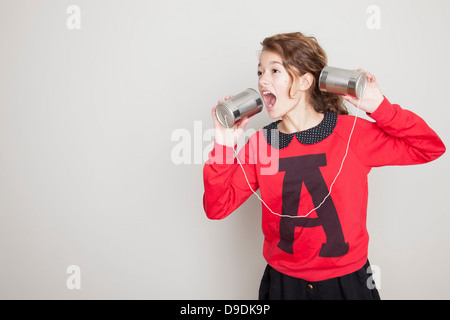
[299,72,314,91]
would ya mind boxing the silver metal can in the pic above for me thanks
[319,66,367,99]
[215,88,264,128]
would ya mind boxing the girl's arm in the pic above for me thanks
[344,70,446,167]
[203,141,258,220]
[203,98,257,220]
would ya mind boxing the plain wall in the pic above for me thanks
[0,0,449,299]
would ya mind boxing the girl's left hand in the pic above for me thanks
[342,69,385,114]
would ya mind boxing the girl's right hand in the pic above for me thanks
[212,95,251,148]
[342,69,384,114]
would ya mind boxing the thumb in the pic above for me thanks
[343,94,359,107]
[235,117,251,132]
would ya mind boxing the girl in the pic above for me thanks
[203,32,445,300]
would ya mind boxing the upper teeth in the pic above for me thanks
[263,91,272,95]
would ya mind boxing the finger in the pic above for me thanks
[224,95,233,100]
[238,119,251,134]
[212,105,219,123]
[342,94,354,100]
[238,117,251,129]
[359,69,375,83]
[356,68,372,80]
[343,94,358,104]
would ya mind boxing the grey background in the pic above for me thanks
[0,0,449,299]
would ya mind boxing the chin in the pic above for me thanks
[266,108,283,120]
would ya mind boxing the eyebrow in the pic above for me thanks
[258,61,283,67]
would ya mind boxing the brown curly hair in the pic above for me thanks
[261,32,348,115]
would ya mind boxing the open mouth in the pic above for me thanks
[262,90,277,109]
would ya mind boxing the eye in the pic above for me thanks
[272,69,280,74]
[257,70,263,77]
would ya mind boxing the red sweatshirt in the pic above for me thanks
[203,97,445,281]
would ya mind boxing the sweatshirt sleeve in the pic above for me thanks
[352,97,446,167]
[202,140,259,220]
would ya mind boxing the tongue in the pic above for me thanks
[264,94,277,107]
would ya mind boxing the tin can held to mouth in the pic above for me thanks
[319,67,367,100]
[215,88,264,128]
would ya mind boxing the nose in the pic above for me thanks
[258,72,270,88]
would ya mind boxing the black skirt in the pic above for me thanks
[258,260,381,300]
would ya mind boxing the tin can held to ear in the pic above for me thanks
[216,88,264,128]
[319,67,367,99]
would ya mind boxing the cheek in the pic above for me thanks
[274,75,293,99]
[278,77,290,89]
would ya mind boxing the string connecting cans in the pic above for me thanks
[224,99,361,219]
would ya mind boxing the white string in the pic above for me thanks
[224,99,361,219]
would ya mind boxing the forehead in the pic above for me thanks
[258,50,283,67]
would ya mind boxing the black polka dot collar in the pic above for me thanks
[262,112,337,149]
